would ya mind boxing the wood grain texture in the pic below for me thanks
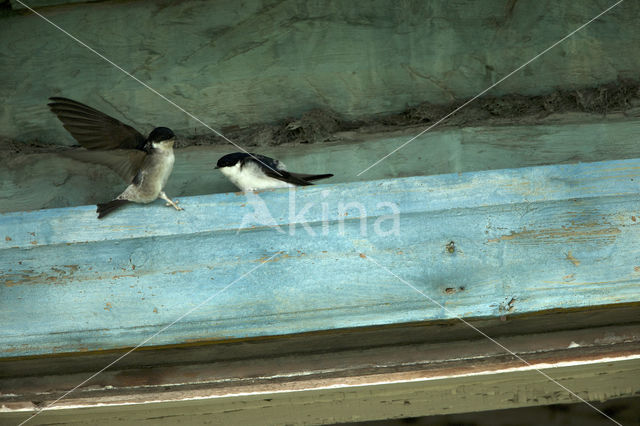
[2,356,639,425]
[2,318,638,424]
[1,158,640,358]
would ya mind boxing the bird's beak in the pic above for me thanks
[214,166,219,169]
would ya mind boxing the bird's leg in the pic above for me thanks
[159,191,184,211]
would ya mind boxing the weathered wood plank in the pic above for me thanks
[2,355,639,425]
[1,304,637,383]
[1,159,639,358]
[2,317,639,424]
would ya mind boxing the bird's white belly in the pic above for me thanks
[221,163,294,191]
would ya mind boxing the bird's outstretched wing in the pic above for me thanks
[49,97,148,182]
[63,149,146,183]
[48,97,146,151]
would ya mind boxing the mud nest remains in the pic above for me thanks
[178,78,640,148]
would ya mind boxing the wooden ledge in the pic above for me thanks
[1,159,640,358]
[1,315,638,424]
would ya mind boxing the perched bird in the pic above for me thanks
[216,152,333,191]
[48,97,183,219]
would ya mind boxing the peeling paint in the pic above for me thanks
[165,270,194,275]
[488,224,620,245]
[566,251,581,266]
[1,266,78,287]
[255,253,295,263]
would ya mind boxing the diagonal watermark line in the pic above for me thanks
[357,0,624,177]
[18,251,283,426]
[15,0,282,176]
[363,254,623,426]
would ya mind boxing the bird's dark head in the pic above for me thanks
[215,152,249,169]
[147,127,175,145]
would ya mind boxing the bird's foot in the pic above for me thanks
[159,192,184,211]
[165,199,184,211]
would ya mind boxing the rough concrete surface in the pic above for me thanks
[2,113,640,213]
[1,0,640,143]
[180,78,640,147]
[2,0,640,213]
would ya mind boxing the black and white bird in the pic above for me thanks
[48,97,183,219]
[215,152,333,191]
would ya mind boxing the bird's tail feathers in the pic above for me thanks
[96,199,130,219]
[303,173,334,182]
[288,172,334,185]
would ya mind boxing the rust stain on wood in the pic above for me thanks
[487,224,620,245]
[111,274,136,279]
[566,251,581,266]
[2,264,80,287]
[255,253,298,263]
[2,272,46,287]
[165,270,194,275]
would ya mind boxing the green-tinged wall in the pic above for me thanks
[0,0,638,143]
[2,118,640,213]
[1,0,639,213]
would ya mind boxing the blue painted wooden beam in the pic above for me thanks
[1,159,639,358]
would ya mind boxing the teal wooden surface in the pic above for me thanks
[1,159,639,358]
